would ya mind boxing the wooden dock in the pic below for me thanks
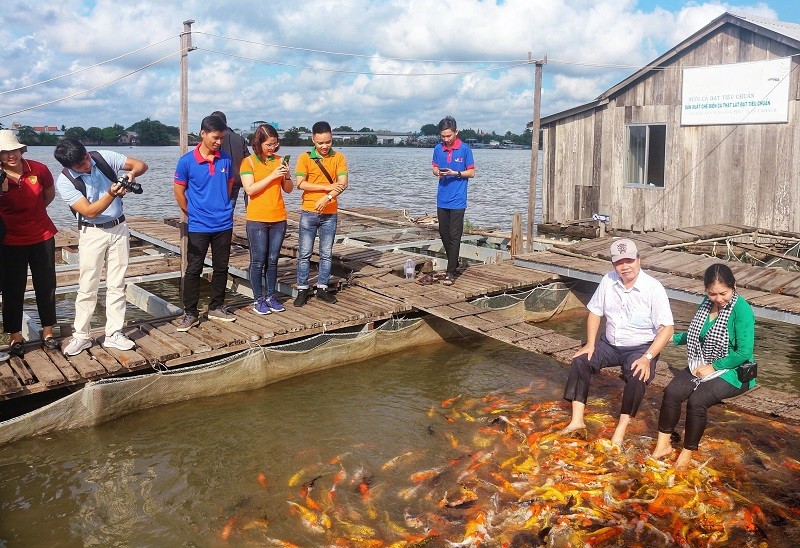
[0,209,549,403]
[516,224,800,323]
[2,216,798,426]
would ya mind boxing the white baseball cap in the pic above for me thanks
[610,238,638,262]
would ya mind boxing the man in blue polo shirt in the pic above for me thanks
[431,116,475,286]
[173,115,235,331]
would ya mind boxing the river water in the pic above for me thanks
[1,338,798,546]
[21,145,540,230]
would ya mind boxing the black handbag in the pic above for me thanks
[737,361,757,383]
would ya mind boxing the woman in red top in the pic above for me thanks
[0,131,59,356]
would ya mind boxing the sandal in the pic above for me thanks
[9,341,24,358]
[43,336,60,350]
[442,275,455,286]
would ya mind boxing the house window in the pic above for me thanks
[625,124,666,188]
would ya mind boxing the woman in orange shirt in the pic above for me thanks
[240,124,293,314]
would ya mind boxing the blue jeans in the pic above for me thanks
[247,220,287,299]
[297,211,337,289]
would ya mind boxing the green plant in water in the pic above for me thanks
[463,218,479,231]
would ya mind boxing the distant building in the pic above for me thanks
[539,12,800,232]
[32,125,65,137]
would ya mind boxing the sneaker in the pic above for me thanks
[316,287,338,304]
[176,314,199,332]
[64,337,92,356]
[265,295,285,312]
[293,288,310,307]
[208,307,237,322]
[252,298,271,315]
[103,331,135,351]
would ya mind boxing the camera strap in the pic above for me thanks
[61,151,118,228]
[310,154,335,186]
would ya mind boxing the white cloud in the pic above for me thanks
[0,0,794,134]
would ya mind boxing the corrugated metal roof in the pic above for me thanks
[732,12,800,43]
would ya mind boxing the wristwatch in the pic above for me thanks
[645,352,653,360]
[326,193,334,201]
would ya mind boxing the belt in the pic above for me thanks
[82,214,126,229]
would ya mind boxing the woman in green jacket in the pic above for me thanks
[652,263,756,468]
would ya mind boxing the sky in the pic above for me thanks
[2,0,799,136]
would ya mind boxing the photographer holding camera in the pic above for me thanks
[54,138,148,356]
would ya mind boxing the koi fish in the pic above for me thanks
[257,472,268,489]
[220,516,237,541]
[441,395,461,407]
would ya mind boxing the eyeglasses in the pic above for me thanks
[263,142,279,149]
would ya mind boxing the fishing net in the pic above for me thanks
[0,316,467,445]
[471,282,585,322]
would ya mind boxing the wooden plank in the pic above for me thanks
[42,347,83,382]
[86,346,124,374]
[204,311,261,342]
[8,356,35,385]
[0,363,23,395]
[140,323,194,357]
[100,345,149,369]
[67,349,108,379]
[156,322,214,354]
[193,320,239,348]
[22,348,67,387]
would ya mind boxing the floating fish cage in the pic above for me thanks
[471,282,585,322]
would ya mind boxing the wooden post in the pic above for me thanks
[179,20,194,302]
[511,212,523,257]
[526,53,546,252]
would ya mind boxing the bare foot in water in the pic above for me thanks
[559,423,588,439]
[651,448,673,460]
[673,448,693,469]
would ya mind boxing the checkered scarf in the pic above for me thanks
[687,293,737,366]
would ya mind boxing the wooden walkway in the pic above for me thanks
[0,211,549,402]
[516,224,800,323]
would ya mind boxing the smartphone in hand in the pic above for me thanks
[282,154,291,166]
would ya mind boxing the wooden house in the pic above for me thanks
[539,12,800,232]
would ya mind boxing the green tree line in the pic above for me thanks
[13,119,180,146]
[9,119,534,148]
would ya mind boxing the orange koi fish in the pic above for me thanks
[257,472,268,489]
[220,516,237,541]
[441,394,462,407]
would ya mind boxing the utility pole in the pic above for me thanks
[179,20,194,297]
[526,53,546,253]
[180,20,194,154]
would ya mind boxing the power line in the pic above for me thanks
[0,50,182,119]
[0,34,180,95]
[193,47,530,76]
[194,30,529,64]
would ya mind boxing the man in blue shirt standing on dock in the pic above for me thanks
[173,115,236,331]
[432,116,475,286]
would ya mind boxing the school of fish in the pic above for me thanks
[218,386,800,546]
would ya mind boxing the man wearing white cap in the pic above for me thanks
[561,238,674,446]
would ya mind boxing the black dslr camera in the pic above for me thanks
[117,174,143,194]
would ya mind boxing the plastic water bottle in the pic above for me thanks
[404,258,415,279]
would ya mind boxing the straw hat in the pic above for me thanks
[0,130,28,153]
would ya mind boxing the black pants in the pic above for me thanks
[658,367,748,450]
[1,237,57,333]
[563,335,657,417]
[437,207,465,276]
[182,229,233,316]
